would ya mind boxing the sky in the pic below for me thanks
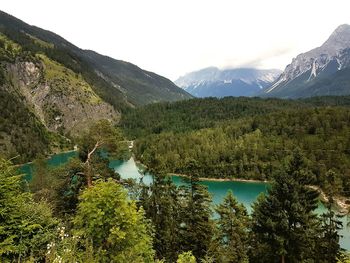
[2,0,350,80]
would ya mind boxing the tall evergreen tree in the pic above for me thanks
[250,149,320,263]
[315,169,343,263]
[178,160,214,260]
[140,172,181,262]
[211,190,249,263]
[315,204,343,263]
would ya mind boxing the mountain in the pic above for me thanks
[263,24,350,98]
[0,10,191,109]
[0,10,191,161]
[175,67,281,97]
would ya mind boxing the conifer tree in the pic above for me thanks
[212,190,249,263]
[315,204,343,263]
[250,149,320,263]
[315,169,343,263]
[140,172,181,262]
[178,160,214,260]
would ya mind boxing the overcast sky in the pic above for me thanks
[2,0,350,80]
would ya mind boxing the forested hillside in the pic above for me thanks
[0,86,50,162]
[120,96,350,137]
[121,97,350,198]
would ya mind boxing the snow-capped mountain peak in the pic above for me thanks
[175,68,281,98]
[263,24,350,98]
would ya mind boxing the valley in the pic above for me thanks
[0,7,350,263]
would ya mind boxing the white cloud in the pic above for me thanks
[1,0,350,80]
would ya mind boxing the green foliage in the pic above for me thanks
[45,225,96,263]
[29,157,56,202]
[250,150,321,263]
[78,119,124,162]
[133,107,350,197]
[73,180,155,262]
[120,96,350,139]
[0,158,58,261]
[78,120,125,186]
[176,251,196,263]
[30,157,86,215]
[211,191,249,263]
[178,174,214,260]
[316,205,343,263]
[120,97,309,139]
[338,253,350,263]
[0,86,51,163]
[140,173,181,262]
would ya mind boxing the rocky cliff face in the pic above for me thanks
[0,31,119,161]
[6,56,118,135]
[264,24,350,97]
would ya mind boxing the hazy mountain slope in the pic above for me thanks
[0,10,192,110]
[82,50,192,105]
[263,24,350,98]
[175,67,281,97]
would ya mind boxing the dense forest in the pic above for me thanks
[0,121,349,262]
[120,96,350,138]
[120,97,350,199]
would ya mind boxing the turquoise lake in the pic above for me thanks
[20,152,350,250]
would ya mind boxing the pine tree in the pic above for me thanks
[178,163,214,260]
[140,172,181,262]
[212,190,249,263]
[315,169,343,263]
[315,204,343,263]
[250,149,320,263]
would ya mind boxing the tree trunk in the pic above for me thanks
[85,161,93,188]
[84,141,101,188]
[281,255,285,263]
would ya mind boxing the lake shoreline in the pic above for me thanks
[134,157,267,183]
[169,172,268,184]
[134,156,349,213]
[13,149,77,168]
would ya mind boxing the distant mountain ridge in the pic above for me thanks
[263,24,350,98]
[175,67,281,97]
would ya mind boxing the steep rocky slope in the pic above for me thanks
[0,32,117,135]
[263,24,350,98]
[0,10,192,109]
